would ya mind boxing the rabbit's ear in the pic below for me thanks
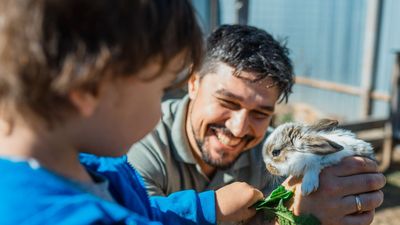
[308,119,338,132]
[302,136,343,155]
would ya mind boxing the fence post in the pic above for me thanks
[360,0,382,118]
[391,52,400,141]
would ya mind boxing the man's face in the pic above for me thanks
[187,63,281,168]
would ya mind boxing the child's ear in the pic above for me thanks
[187,73,200,100]
[69,90,99,117]
[0,118,12,136]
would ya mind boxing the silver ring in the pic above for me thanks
[355,195,362,213]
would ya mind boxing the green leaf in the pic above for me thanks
[275,199,296,224]
[253,185,293,209]
[253,186,321,225]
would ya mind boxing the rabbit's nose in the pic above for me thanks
[266,163,280,175]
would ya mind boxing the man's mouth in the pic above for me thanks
[215,130,241,146]
[210,126,242,147]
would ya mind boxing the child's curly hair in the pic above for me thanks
[0,0,203,128]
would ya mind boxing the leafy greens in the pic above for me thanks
[253,185,321,225]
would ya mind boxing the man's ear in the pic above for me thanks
[69,89,99,117]
[187,73,201,100]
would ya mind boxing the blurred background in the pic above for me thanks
[188,0,400,224]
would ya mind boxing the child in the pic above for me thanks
[0,0,263,224]
[0,0,262,225]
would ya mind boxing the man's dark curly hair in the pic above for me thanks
[199,24,294,103]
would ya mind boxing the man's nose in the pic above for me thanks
[226,110,250,138]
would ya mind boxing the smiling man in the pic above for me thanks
[128,25,385,225]
[185,63,283,178]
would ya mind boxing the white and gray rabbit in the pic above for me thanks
[262,119,375,196]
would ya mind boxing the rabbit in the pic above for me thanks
[262,119,375,196]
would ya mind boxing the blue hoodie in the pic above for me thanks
[0,154,216,225]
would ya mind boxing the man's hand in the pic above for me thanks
[215,182,264,222]
[283,156,386,225]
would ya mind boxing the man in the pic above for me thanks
[128,24,384,225]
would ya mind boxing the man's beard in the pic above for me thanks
[190,118,236,169]
[195,137,236,169]
[192,124,254,169]
[188,103,254,169]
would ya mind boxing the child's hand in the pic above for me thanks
[215,182,264,222]
[283,156,385,225]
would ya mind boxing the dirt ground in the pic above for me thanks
[372,149,400,225]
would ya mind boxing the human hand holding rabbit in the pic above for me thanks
[283,157,385,225]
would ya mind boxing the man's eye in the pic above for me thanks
[252,111,271,120]
[219,99,240,110]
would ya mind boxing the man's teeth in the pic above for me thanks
[216,131,241,146]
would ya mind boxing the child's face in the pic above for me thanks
[77,52,186,156]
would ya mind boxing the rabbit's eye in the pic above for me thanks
[272,149,281,157]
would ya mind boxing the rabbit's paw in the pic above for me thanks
[301,172,319,196]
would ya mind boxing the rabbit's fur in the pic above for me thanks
[262,119,375,196]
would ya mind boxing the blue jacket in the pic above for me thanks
[0,154,216,225]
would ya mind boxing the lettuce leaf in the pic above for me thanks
[253,185,321,225]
